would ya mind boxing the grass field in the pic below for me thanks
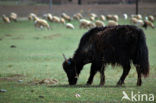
[0,19,156,103]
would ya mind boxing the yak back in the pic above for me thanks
[74,25,142,65]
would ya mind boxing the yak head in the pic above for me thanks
[62,54,78,85]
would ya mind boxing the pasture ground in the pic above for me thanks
[0,19,156,103]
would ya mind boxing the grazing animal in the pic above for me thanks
[61,13,71,22]
[52,16,60,23]
[130,18,144,27]
[123,13,128,20]
[107,20,118,26]
[60,18,66,24]
[143,20,155,29]
[148,15,154,22]
[79,19,95,29]
[89,13,98,19]
[44,13,53,22]
[28,13,37,21]
[34,18,50,29]
[62,25,149,86]
[106,14,119,22]
[9,12,17,22]
[131,14,142,20]
[99,15,106,21]
[73,13,83,20]
[2,15,10,23]
[66,23,75,29]
[90,16,95,21]
[95,20,105,27]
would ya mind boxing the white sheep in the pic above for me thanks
[52,16,60,23]
[9,12,17,22]
[130,17,144,26]
[106,14,119,22]
[106,14,112,20]
[90,16,95,21]
[95,20,105,27]
[73,13,83,20]
[107,20,118,26]
[34,18,50,30]
[143,20,155,29]
[130,17,138,24]
[2,15,10,23]
[99,15,106,21]
[88,22,96,29]
[148,15,154,22]
[43,13,53,22]
[137,14,142,19]
[28,13,37,21]
[145,16,148,20]
[79,19,91,29]
[79,19,96,29]
[131,14,142,20]
[61,13,71,22]
[113,15,119,22]
[136,20,144,26]
[123,13,128,20]
[89,13,97,19]
[66,23,75,29]
[60,17,66,24]
[73,14,80,20]
[76,13,83,19]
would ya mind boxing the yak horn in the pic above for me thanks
[62,53,67,61]
[63,54,71,65]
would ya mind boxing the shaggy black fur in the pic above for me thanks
[63,25,149,86]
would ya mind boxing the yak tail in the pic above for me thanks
[134,29,150,77]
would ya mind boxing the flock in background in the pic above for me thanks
[2,12,155,30]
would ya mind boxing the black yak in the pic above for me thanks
[62,25,149,86]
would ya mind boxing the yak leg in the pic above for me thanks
[136,65,142,86]
[86,63,98,85]
[117,64,130,86]
[100,65,105,86]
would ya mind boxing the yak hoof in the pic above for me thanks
[137,82,142,86]
[116,80,124,86]
[116,84,122,87]
[86,83,91,86]
[99,82,104,86]
[99,84,104,86]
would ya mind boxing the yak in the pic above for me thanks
[62,25,149,86]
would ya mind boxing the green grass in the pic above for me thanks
[0,19,156,103]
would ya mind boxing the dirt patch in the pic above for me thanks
[28,78,58,85]
[0,74,24,82]
[9,74,23,77]
[12,36,24,40]
[8,64,13,68]
[5,34,12,37]
[0,34,12,40]
[33,37,40,40]
[43,34,61,40]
